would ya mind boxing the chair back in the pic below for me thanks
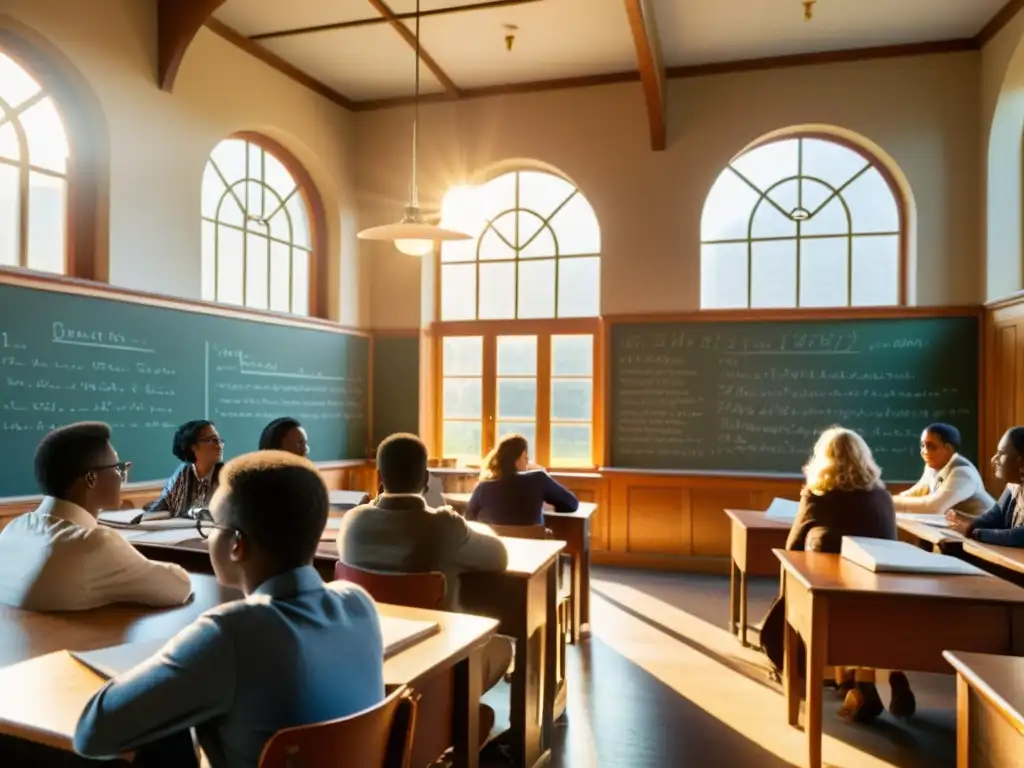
[488,524,552,540]
[259,686,419,768]
[334,562,446,610]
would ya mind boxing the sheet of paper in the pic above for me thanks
[841,536,988,576]
[71,639,168,679]
[99,515,197,532]
[895,513,951,528]
[380,616,440,659]
[764,497,800,521]
[97,509,143,525]
[122,529,199,545]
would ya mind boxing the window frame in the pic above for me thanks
[699,132,909,309]
[201,131,328,319]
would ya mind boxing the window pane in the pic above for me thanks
[700,242,747,308]
[285,192,310,249]
[731,139,798,191]
[518,171,575,219]
[550,424,592,466]
[263,151,296,199]
[443,336,482,376]
[0,54,41,108]
[552,335,593,376]
[265,191,293,242]
[443,378,482,418]
[750,199,796,239]
[843,168,899,233]
[497,379,536,419]
[478,261,515,320]
[476,172,516,221]
[211,139,246,184]
[291,248,310,316]
[763,178,798,219]
[441,238,475,263]
[802,194,849,237]
[497,336,537,375]
[21,97,67,174]
[701,169,759,242]
[201,220,215,300]
[497,421,536,450]
[27,172,65,274]
[800,178,833,214]
[269,241,291,313]
[0,164,17,266]
[557,256,599,318]
[801,139,869,190]
[479,215,515,260]
[799,236,848,307]
[202,166,226,219]
[518,213,556,259]
[440,263,476,321]
[0,122,19,162]
[852,235,899,306]
[517,260,555,318]
[216,190,245,228]
[552,380,591,421]
[750,240,796,308]
[244,180,266,222]
[217,226,244,305]
[245,232,269,309]
[549,192,599,255]
[443,421,481,463]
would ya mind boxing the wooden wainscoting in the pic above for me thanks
[983,292,1024,491]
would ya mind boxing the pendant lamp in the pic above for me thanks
[357,0,471,256]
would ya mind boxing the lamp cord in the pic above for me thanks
[410,0,420,209]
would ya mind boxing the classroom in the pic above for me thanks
[1,0,1024,766]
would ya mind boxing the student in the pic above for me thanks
[784,427,913,722]
[0,422,191,610]
[947,426,1024,546]
[336,433,511,740]
[258,417,309,457]
[145,420,224,518]
[74,451,385,768]
[465,433,579,526]
[894,423,994,518]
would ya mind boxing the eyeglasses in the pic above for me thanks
[89,461,132,482]
[196,436,225,447]
[193,507,237,539]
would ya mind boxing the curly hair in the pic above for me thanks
[803,426,883,495]
[480,433,529,481]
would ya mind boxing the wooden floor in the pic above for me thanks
[482,567,957,768]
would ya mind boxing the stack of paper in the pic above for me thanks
[894,513,951,528]
[841,536,988,576]
[764,497,800,522]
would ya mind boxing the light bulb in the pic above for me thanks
[394,238,434,256]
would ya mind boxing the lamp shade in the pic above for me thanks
[395,238,434,256]
[357,221,472,243]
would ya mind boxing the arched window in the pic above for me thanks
[437,169,601,468]
[700,135,904,309]
[0,51,70,274]
[201,135,315,315]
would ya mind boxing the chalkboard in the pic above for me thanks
[0,279,369,496]
[372,335,419,448]
[610,316,978,480]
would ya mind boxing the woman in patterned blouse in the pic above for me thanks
[145,420,224,518]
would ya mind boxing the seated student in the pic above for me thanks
[894,423,995,518]
[465,434,579,526]
[0,422,191,610]
[336,433,511,739]
[947,426,1024,546]
[145,420,224,518]
[74,451,385,768]
[258,417,309,457]
[785,426,913,723]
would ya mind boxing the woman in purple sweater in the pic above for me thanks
[465,434,579,526]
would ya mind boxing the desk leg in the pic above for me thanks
[729,560,740,638]
[804,596,827,768]
[739,569,749,647]
[578,529,591,639]
[783,612,800,727]
[956,675,969,768]
[509,569,550,768]
[543,563,558,749]
[453,647,482,768]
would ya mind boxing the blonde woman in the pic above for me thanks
[785,427,912,723]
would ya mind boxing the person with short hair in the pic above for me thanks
[258,417,309,457]
[0,422,192,610]
[895,423,994,518]
[74,451,385,768]
[947,427,1024,546]
[146,420,224,518]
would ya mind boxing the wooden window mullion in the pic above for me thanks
[481,334,497,457]
[536,331,552,466]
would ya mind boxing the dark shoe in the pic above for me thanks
[888,672,916,719]
[838,682,884,723]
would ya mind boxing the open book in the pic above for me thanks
[840,536,988,576]
[98,510,197,531]
[764,497,799,522]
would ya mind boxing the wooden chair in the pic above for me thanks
[258,686,419,768]
[334,562,446,610]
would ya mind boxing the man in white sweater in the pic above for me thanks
[0,422,192,610]
[895,423,995,518]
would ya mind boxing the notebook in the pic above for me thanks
[71,616,440,679]
[764,497,799,521]
[840,536,988,576]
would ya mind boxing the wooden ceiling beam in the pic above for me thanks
[623,0,666,151]
[158,0,228,91]
[365,0,461,98]
[252,0,542,42]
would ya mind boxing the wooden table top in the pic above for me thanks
[723,508,792,530]
[774,550,1024,604]
[943,651,1024,731]
[964,539,1024,576]
[896,517,964,546]
[442,493,597,520]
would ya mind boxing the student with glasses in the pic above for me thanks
[144,420,225,519]
[0,422,192,610]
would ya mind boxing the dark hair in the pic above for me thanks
[218,451,328,569]
[1006,426,1024,455]
[34,422,113,498]
[924,423,961,452]
[258,418,303,451]
[377,433,428,494]
[481,433,529,481]
[172,420,216,463]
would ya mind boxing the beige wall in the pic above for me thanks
[0,0,369,326]
[357,51,982,329]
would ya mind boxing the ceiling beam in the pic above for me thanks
[623,0,666,151]
[158,0,228,91]
[976,0,1024,46]
[252,0,542,42]
[365,0,461,98]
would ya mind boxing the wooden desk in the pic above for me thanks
[896,516,964,553]
[943,651,1024,768]
[963,539,1024,588]
[775,550,1024,768]
[723,509,790,647]
[0,574,497,768]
